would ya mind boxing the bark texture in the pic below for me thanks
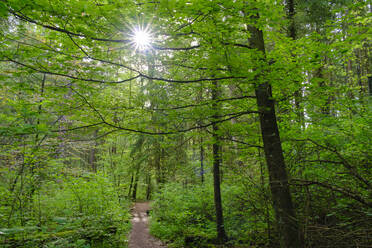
[248,15,302,248]
[211,81,227,243]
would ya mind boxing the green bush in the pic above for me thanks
[0,173,131,248]
[150,182,216,247]
[150,178,272,247]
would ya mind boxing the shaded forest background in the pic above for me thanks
[0,0,371,247]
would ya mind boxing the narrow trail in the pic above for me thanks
[129,202,167,248]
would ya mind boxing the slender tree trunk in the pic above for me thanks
[198,83,205,184]
[128,174,134,197]
[200,136,205,184]
[155,142,162,185]
[315,67,331,115]
[286,0,305,128]
[132,175,138,200]
[35,74,46,144]
[258,143,272,246]
[109,143,117,187]
[88,129,98,172]
[287,0,296,40]
[211,81,227,243]
[248,15,302,248]
[29,74,46,201]
[146,172,151,200]
[132,166,140,200]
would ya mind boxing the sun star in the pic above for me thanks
[130,26,152,51]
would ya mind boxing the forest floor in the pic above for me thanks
[129,202,167,248]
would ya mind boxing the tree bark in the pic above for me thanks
[286,0,305,127]
[146,172,151,200]
[88,129,98,172]
[128,174,134,197]
[211,81,227,244]
[198,83,205,184]
[248,15,302,248]
[155,142,162,185]
[132,165,140,200]
[200,137,205,184]
[287,0,296,40]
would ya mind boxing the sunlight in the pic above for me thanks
[130,26,152,51]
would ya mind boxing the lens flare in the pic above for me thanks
[130,25,152,51]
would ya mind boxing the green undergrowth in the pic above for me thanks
[0,173,131,248]
[149,178,272,248]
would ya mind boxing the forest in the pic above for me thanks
[0,0,371,248]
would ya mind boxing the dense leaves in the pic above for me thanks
[0,173,131,248]
[0,0,371,247]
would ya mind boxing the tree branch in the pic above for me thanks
[290,179,372,208]
[153,95,256,111]
[290,138,370,188]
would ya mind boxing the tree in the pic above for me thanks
[1,1,371,247]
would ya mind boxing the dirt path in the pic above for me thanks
[129,202,166,248]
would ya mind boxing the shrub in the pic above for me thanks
[0,173,131,248]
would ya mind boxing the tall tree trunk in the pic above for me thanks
[286,0,305,127]
[29,73,46,200]
[258,142,272,246]
[316,67,331,115]
[248,14,302,248]
[211,81,227,243]
[128,174,134,197]
[109,143,117,187]
[287,0,296,40]
[88,129,98,172]
[155,141,162,185]
[35,74,46,144]
[132,165,140,200]
[146,172,151,200]
[200,136,205,184]
[198,83,205,184]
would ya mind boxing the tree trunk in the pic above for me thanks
[286,0,305,128]
[155,142,162,185]
[109,143,117,187]
[146,172,151,200]
[200,137,205,184]
[128,174,134,197]
[88,129,98,172]
[287,0,296,40]
[198,83,205,184]
[211,81,227,244]
[132,166,140,200]
[248,16,302,248]
[258,143,273,246]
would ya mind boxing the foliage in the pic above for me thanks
[0,0,371,247]
[0,173,131,248]
[150,176,274,247]
[150,182,216,248]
